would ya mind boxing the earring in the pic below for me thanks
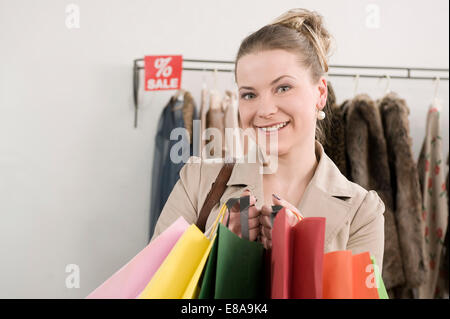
[317,110,326,120]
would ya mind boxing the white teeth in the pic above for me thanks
[259,121,289,132]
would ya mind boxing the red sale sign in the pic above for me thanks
[144,55,182,91]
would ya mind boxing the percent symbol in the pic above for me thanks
[154,57,173,77]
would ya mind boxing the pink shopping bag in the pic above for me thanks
[86,217,189,299]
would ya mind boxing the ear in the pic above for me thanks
[317,76,328,110]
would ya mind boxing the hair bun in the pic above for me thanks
[270,8,333,72]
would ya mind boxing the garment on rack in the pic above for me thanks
[435,153,449,298]
[343,93,404,295]
[417,101,448,298]
[378,92,426,298]
[148,90,197,241]
[205,89,225,159]
[223,90,243,161]
[182,91,195,145]
[323,82,348,178]
[198,88,208,158]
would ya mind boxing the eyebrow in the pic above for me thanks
[238,75,296,91]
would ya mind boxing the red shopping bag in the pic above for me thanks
[270,207,325,299]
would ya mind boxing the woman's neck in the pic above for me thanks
[263,139,319,205]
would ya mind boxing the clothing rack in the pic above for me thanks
[132,57,449,127]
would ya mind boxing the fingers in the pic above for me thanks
[260,218,272,249]
[228,189,257,215]
[258,204,273,248]
[261,235,272,250]
[285,208,299,226]
[260,204,272,216]
[249,226,260,242]
[227,213,241,235]
[248,213,260,229]
[240,189,257,209]
[226,203,258,223]
[259,204,272,229]
[271,193,303,220]
[223,189,259,239]
[261,223,272,240]
[248,205,260,218]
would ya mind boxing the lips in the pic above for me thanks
[255,120,290,133]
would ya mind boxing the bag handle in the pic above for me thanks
[207,201,228,241]
[223,196,252,240]
[270,205,284,227]
[196,161,235,232]
[269,205,303,226]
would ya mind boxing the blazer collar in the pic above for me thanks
[310,141,354,198]
[227,140,354,199]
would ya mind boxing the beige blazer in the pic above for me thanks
[151,140,386,273]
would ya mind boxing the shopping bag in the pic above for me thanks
[181,232,216,299]
[352,252,381,299]
[323,251,387,299]
[138,202,227,299]
[198,196,265,299]
[323,250,353,299]
[270,207,326,299]
[270,207,292,299]
[86,216,189,299]
[371,256,389,299]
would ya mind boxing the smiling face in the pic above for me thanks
[236,49,327,157]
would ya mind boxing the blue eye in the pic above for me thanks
[240,85,291,100]
[277,85,291,93]
[241,93,255,100]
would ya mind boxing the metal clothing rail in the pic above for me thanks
[132,57,449,127]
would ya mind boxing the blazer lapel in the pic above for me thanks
[299,141,355,246]
[299,181,354,247]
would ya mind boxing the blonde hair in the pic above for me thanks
[235,8,335,143]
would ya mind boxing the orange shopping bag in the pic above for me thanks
[323,251,382,299]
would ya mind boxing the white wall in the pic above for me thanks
[0,0,448,298]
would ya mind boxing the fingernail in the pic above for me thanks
[272,193,280,200]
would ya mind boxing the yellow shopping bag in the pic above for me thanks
[138,203,227,299]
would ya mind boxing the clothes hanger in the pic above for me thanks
[383,74,391,95]
[175,89,184,102]
[353,73,360,97]
[229,71,237,94]
[431,76,442,111]
[376,74,391,98]
[209,68,223,110]
[171,89,185,111]
[213,68,218,91]
[202,68,207,90]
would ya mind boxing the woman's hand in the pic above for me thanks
[259,193,303,249]
[221,189,260,241]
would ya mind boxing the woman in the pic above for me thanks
[151,8,385,272]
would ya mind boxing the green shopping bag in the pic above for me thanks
[199,196,265,299]
[371,256,389,299]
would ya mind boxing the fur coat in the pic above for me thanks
[323,82,348,178]
[343,93,405,294]
[378,92,427,296]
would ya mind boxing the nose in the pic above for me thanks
[256,92,278,119]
